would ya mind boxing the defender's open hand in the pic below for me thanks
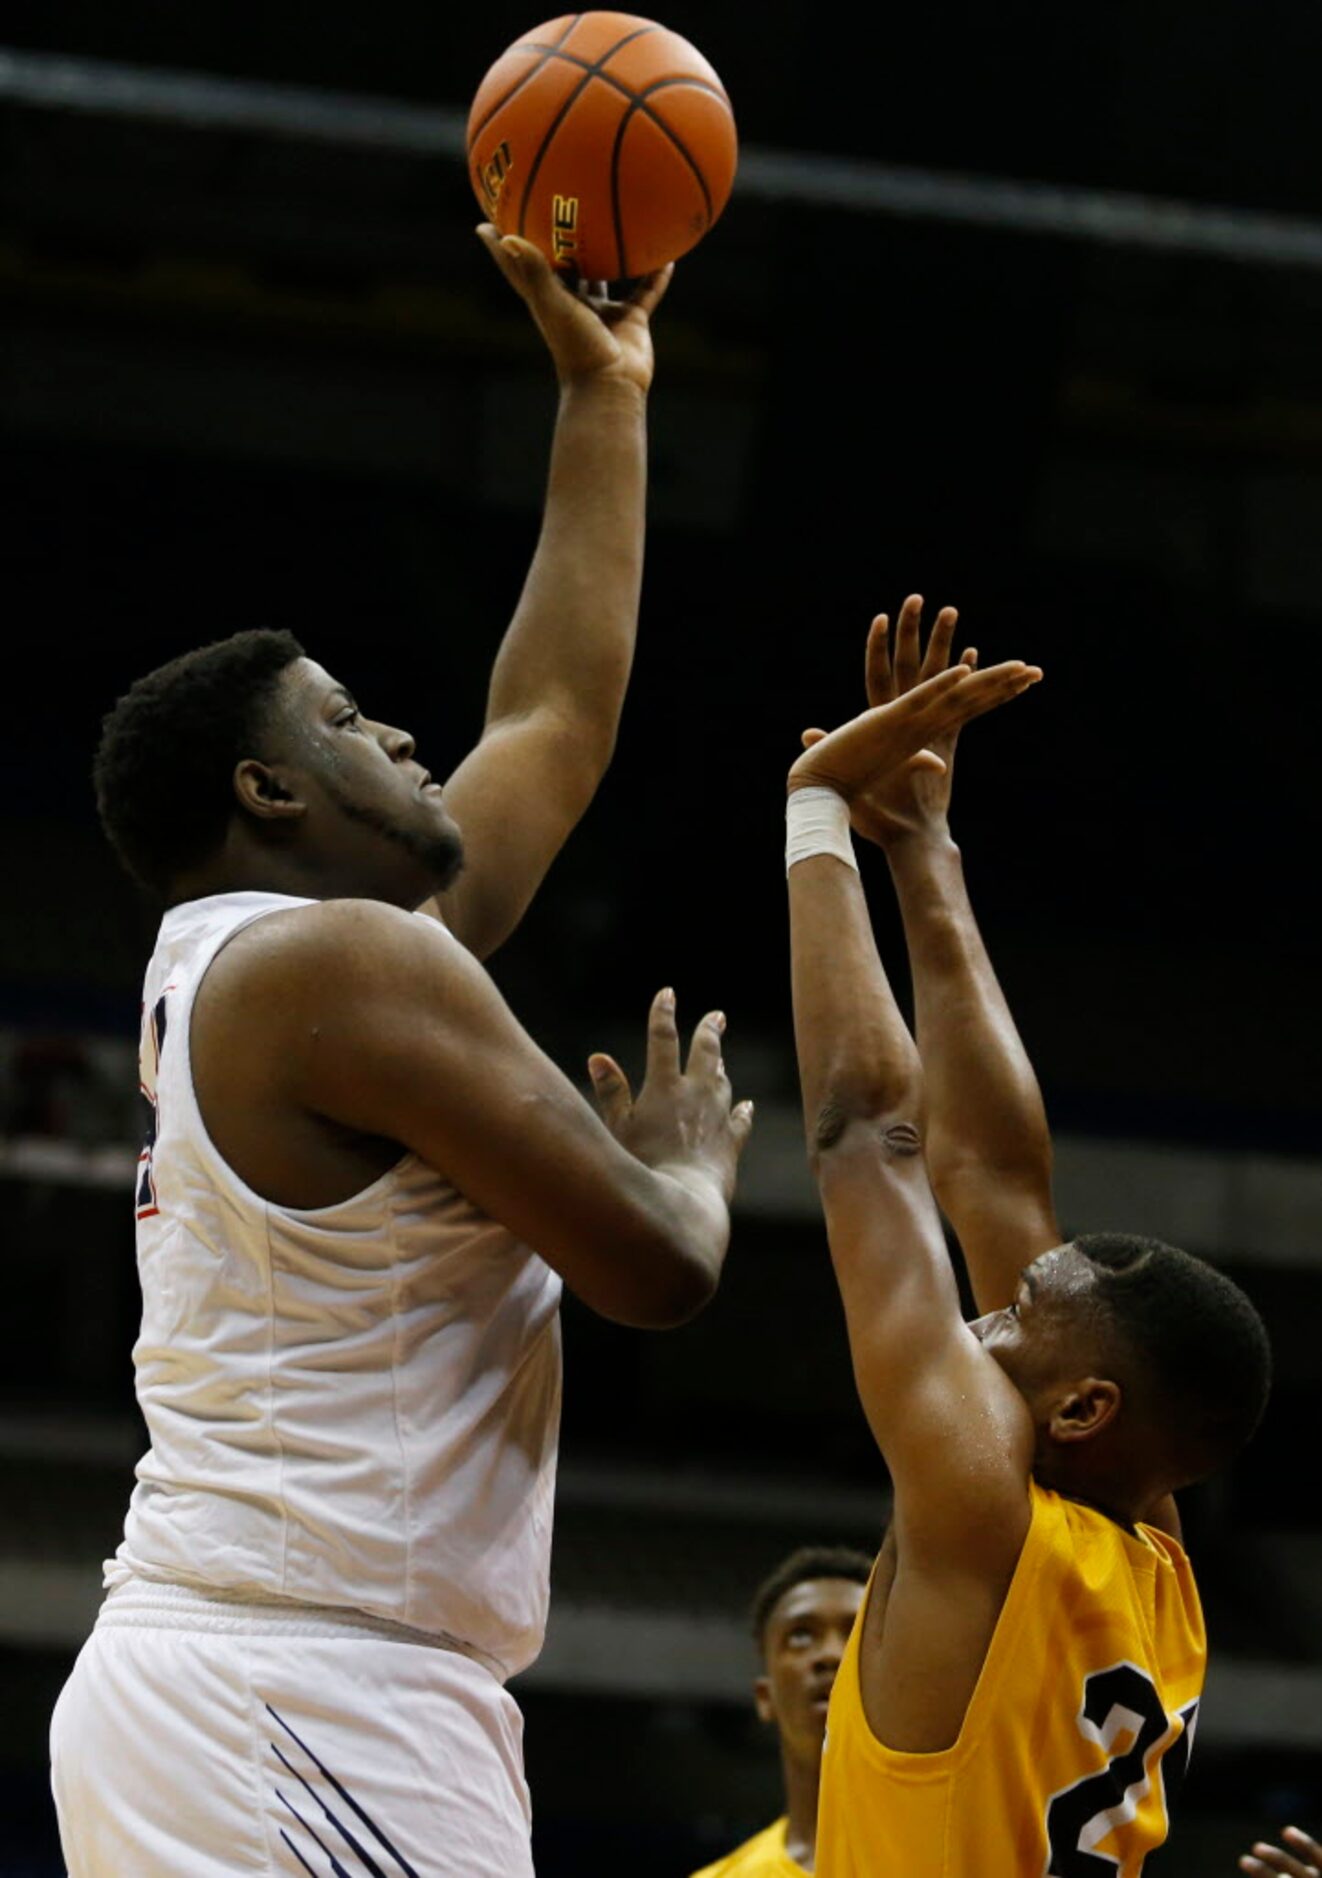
[789,659,1041,807]
[860,596,971,844]
[587,990,753,1205]
[478,223,672,392]
[798,598,1025,847]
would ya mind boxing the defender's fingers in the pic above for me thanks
[587,1054,633,1129]
[961,660,1041,707]
[730,1098,755,1153]
[834,665,971,748]
[893,594,924,693]
[921,606,960,679]
[882,663,971,721]
[837,666,971,749]
[801,727,828,749]
[686,1010,729,1082]
[865,614,894,706]
[915,661,1040,732]
[645,987,682,1082]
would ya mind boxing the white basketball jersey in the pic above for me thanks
[107,890,563,1679]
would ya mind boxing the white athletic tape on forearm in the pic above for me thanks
[785,786,858,875]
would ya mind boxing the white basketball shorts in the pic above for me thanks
[50,1578,534,1877]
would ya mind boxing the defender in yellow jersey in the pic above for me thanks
[820,1482,1205,1873]
[784,600,1271,1877]
[690,1548,870,1877]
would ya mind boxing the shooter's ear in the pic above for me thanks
[233,759,307,823]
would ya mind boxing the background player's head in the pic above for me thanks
[94,630,463,908]
[749,1546,871,1767]
[972,1232,1272,1505]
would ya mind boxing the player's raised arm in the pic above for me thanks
[785,667,1040,1511]
[198,898,751,1328]
[826,596,1059,1311]
[423,229,671,960]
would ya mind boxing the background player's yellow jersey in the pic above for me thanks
[817,1482,1205,1877]
[690,1817,808,1876]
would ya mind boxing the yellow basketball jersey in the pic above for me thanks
[817,1482,1206,1877]
[689,1816,808,1876]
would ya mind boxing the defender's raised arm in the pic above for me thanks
[839,596,1061,1310]
[785,663,1041,1471]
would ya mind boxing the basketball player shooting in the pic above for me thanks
[49,232,753,1877]
[784,610,1272,1875]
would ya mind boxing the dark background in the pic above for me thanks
[1,2,1320,1872]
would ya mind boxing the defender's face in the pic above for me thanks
[277,658,463,895]
[968,1244,1105,1404]
[756,1577,865,1760]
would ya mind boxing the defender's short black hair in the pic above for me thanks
[750,1545,873,1654]
[94,629,306,894]
[1073,1232,1272,1484]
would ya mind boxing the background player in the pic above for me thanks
[784,626,1272,1874]
[691,1547,871,1877]
[50,232,754,1877]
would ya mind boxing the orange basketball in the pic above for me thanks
[467,13,738,280]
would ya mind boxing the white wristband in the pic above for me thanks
[785,786,858,876]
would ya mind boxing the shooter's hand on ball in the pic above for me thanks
[788,659,1041,806]
[478,222,672,392]
[587,989,754,1212]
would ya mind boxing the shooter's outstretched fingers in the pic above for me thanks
[588,1054,633,1132]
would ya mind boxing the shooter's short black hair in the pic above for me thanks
[93,629,306,894]
[750,1544,873,1654]
[1073,1232,1272,1484]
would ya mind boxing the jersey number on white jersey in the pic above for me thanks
[136,993,169,1220]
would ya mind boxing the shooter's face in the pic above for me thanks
[267,659,464,903]
[755,1577,866,1762]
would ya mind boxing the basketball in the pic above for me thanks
[467,13,738,281]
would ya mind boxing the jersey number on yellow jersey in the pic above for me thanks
[1045,1662,1198,1875]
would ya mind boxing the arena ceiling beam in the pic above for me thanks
[6,46,1322,271]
